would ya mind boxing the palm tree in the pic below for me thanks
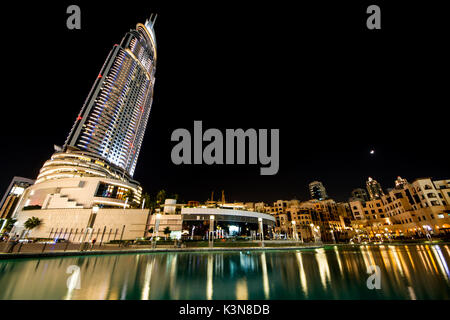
[24,217,41,238]
[163,226,171,240]
[156,190,166,205]
[124,189,136,207]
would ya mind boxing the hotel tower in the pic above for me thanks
[14,15,157,212]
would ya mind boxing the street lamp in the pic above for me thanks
[209,215,215,248]
[330,229,336,244]
[258,217,264,247]
[151,213,161,248]
[292,221,298,242]
[154,213,161,238]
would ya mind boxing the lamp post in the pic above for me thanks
[423,225,432,241]
[310,223,321,244]
[191,225,196,240]
[292,221,298,242]
[384,227,391,243]
[152,213,161,248]
[258,217,264,248]
[209,215,215,248]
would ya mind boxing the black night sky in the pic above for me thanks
[1,1,449,203]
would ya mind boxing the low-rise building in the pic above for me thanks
[350,177,450,238]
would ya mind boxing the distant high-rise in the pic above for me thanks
[366,177,384,200]
[394,176,408,189]
[309,181,328,200]
[350,188,369,201]
[0,177,34,219]
[64,15,157,177]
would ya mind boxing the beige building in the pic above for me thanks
[264,198,352,241]
[13,208,152,241]
[350,178,450,238]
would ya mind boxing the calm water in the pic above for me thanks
[0,245,449,299]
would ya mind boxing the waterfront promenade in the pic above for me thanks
[0,240,324,259]
[1,240,448,260]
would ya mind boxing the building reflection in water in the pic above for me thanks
[1,245,450,299]
[141,259,154,300]
[314,248,331,290]
[260,252,270,299]
[295,251,308,297]
[206,254,213,300]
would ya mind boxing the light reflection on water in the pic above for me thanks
[0,245,449,300]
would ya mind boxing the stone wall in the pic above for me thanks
[13,208,152,241]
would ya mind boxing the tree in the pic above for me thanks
[24,217,41,238]
[156,189,166,205]
[163,226,171,240]
[124,189,134,201]
[24,217,41,230]
[124,189,138,208]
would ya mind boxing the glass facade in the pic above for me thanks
[64,16,157,177]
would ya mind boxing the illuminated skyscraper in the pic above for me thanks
[394,176,408,189]
[64,15,157,177]
[366,177,384,200]
[350,188,369,201]
[16,16,158,210]
[309,181,328,200]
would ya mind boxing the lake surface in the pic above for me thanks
[1,244,449,299]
